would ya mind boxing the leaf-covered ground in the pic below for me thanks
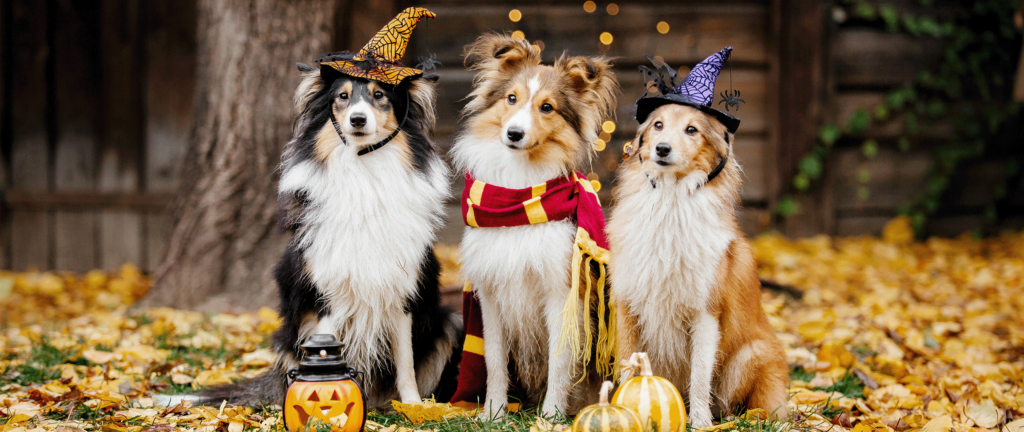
[1,217,1023,432]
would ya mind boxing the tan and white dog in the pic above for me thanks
[451,33,618,417]
[608,102,789,426]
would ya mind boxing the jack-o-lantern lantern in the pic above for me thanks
[284,334,365,432]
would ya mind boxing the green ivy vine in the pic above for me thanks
[777,0,1023,235]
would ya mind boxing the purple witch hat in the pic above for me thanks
[635,46,741,133]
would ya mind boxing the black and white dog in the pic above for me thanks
[204,63,462,409]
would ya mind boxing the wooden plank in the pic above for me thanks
[835,215,890,237]
[10,211,50,270]
[1,0,9,268]
[100,210,141,271]
[409,4,768,67]
[53,0,102,271]
[738,207,770,237]
[5,191,173,211]
[145,0,197,192]
[9,0,49,193]
[100,0,144,270]
[775,0,831,237]
[9,0,51,269]
[145,212,171,273]
[734,136,767,202]
[54,212,95,272]
[831,148,930,211]
[832,28,944,88]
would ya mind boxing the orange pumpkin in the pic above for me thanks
[572,381,645,432]
[611,352,687,432]
[284,379,365,432]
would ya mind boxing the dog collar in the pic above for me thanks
[328,92,410,157]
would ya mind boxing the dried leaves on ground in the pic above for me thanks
[2,217,1023,432]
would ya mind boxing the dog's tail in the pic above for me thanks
[197,366,288,407]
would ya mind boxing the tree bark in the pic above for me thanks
[143,0,339,311]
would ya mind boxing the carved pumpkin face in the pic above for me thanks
[284,380,365,432]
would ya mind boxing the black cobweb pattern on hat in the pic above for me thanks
[674,47,731,107]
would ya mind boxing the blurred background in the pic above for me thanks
[0,0,1021,310]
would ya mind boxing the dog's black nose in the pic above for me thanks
[350,113,367,128]
[655,143,671,157]
[506,127,525,142]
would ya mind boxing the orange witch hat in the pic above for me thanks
[318,7,436,86]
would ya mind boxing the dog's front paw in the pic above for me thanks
[540,402,563,419]
[476,399,507,421]
[689,407,714,428]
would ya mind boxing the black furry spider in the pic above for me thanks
[718,90,745,112]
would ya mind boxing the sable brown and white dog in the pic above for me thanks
[451,34,618,417]
[608,103,789,426]
[202,63,462,409]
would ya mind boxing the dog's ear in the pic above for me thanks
[405,77,437,131]
[557,56,619,119]
[464,33,542,73]
[294,63,322,111]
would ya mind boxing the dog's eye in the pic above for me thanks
[507,94,517,105]
[339,92,348,100]
[686,126,698,135]
[654,121,663,131]
[540,103,553,113]
[373,91,384,100]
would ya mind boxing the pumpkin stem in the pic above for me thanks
[599,381,614,406]
[637,352,653,377]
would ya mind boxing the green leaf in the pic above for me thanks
[793,173,811,191]
[857,186,871,201]
[874,105,890,121]
[857,168,872,183]
[799,155,823,179]
[855,1,876,19]
[776,196,802,217]
[905,112,919,136]
[847,109,871,135]
[862,140,879,158]
[820,124,841,146]
[880,5,900,31]
[898,137,911,152]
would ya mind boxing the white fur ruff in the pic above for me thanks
[608,169,736,384]
[278,139,449,383]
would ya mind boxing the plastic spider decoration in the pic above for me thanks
[416,53,441,74]
[718,90,745,112]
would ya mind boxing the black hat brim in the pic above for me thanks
[635,94,741,134]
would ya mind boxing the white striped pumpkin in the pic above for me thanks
[572,381,645,432]
[611,352,687,432]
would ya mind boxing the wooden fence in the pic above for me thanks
[1,0,1020,273]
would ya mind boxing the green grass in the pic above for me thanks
[369,407,573,432]
[789,366,815,383]
[815,370,864,400]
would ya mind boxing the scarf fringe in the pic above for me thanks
[555,228,616,382]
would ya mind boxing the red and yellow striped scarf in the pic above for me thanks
[450,171,616,409]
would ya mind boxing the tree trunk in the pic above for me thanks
[143,0,339,311]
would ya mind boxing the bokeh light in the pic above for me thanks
[599,32,613,45]
[583,1,597,13]
[512,30,526,40]
[599,131,611,142]
[594,139,607,151]
[657,21,670,34]
[602,121,616,134]
[509,9,522,22]
[607,3,619,15]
